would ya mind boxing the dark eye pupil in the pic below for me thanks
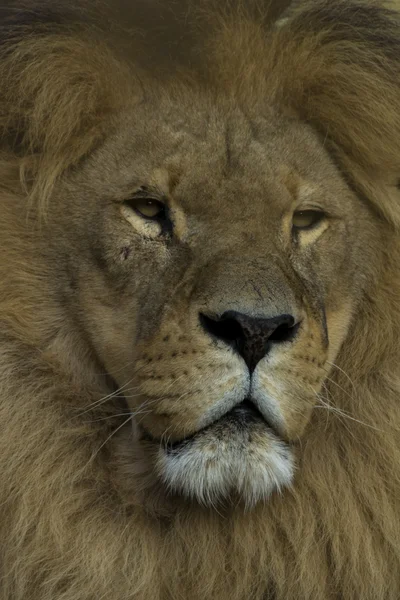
[292,210,325,230]
[125,197,166,220]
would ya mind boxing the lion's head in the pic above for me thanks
[0,1,399,599]
[61,97,374,507]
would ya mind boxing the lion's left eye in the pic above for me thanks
[292,210,325,230]
[125,198,166,220]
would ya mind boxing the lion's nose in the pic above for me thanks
[199,310,299,372]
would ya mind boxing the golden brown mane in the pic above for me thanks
[2,0,400,219]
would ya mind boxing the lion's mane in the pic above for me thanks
[0,1,399,599]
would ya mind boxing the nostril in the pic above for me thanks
[268,320,300,343]
[199,313,244,347]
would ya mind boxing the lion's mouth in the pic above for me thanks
[153,397,294,506]
[163,398,273,453]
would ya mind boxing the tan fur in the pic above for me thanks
[0,1,399,599]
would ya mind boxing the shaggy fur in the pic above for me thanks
[0,1,399,599]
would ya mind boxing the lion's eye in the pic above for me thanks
[125,198,166,220]
[292,210,325,231]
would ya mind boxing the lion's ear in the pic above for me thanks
[270,0,400,227]
[0,5,130,210]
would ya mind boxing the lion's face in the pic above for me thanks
[49,93,377,506]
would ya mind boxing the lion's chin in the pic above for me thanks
[155,401,294,508]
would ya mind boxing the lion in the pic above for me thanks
[0,0,399,598]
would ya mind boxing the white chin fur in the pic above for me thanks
[156,416,294,508]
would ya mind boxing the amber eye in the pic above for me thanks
[292,210,325,231]
[126,197,166,220]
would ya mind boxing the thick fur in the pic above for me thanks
[0,1,400,599]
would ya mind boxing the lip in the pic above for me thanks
[161,398,275,453]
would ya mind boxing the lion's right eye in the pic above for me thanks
[292,210,325,231]
[125,198,166,221]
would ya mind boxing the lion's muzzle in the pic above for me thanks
[154,399,294,507]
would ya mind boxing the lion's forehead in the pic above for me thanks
[86,100,343,222]
[121,102,328,180]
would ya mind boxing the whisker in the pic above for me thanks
[91,414,134,462]
[314,391,384,433]
[315,388,360,441]
[77,378,139,414]
[323,375,358,405]
[77,359,159,414]
[85,412,134,423]
[325,360,356,391]
[79,368,190,416]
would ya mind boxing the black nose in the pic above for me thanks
[200,310,298,372]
